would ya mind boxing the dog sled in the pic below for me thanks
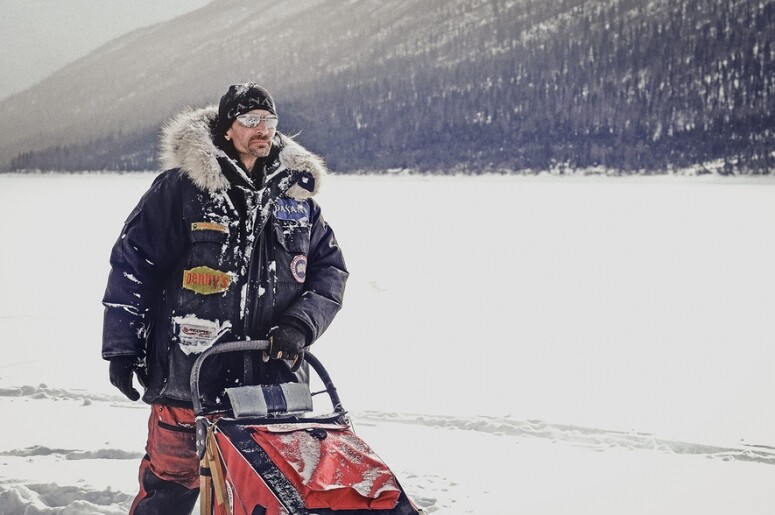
[191,340,425,514]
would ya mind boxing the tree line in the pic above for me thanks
[11,0,775,174]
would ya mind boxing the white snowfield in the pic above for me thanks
[0,172,774,514]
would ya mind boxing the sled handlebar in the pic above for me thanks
[190,340,344,417]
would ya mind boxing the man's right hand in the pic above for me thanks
[109,356,142,401]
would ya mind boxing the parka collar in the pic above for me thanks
[159,105,326,198]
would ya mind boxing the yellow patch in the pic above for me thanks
[182,266,232,295]
[191,221,228,234]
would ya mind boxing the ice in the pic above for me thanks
[0,172,774,514]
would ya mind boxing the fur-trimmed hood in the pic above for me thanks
[159,105,326,198]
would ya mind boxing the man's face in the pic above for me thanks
[226,109,277,160]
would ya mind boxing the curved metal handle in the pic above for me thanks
[190,340,346,417]
[190,340,270,416]
[304,352,345,416]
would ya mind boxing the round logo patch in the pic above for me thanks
[290,254,307,283]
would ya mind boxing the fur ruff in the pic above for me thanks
[159,105,326,198]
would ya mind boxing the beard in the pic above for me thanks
[247,136,272,157]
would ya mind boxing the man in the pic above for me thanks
[102,83,348,514]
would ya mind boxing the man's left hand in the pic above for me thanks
[265,324,306,371]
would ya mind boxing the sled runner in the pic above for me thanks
[191,340,425,515]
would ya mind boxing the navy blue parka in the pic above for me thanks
[101,106,348,407]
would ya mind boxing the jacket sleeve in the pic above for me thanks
[282,199,348,344]
[101,171,187,360]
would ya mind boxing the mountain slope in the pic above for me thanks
[2,0,773,173]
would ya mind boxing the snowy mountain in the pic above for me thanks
[0,0,210,101]
[1,0,773,173]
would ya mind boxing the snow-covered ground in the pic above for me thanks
[0,172,774,514]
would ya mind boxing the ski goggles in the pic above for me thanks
[236,113,279,129]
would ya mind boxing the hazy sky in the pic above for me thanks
[0,0,211,101]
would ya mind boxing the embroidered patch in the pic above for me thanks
[191,221,228,233]
[274,198,310,221]
[182,266,232,295]
[290,254,307,283]
[173,315,231,355]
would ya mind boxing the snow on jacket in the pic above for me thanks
[101,106,348,406]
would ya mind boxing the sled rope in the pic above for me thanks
[202,426,231,514]
[199,470,212,515]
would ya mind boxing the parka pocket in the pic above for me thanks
[183,224,233,299]
[273,221,311,289]
[186,222,230,274]
[274,220,310,254]
[147,406,199,487]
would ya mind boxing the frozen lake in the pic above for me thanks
[1,172,774,513]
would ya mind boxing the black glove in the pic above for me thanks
[265,324,307,372]
[109,356,142,401]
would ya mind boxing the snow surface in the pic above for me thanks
[0,172,774,514]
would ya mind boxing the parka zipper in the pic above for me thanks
[242,193,266,339]
[241,164,273,385]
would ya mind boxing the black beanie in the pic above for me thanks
[216,83,277,135]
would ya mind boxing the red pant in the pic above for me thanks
[130,405,200,515]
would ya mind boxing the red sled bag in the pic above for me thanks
[192,341,425,515]
[250,423,402,510]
